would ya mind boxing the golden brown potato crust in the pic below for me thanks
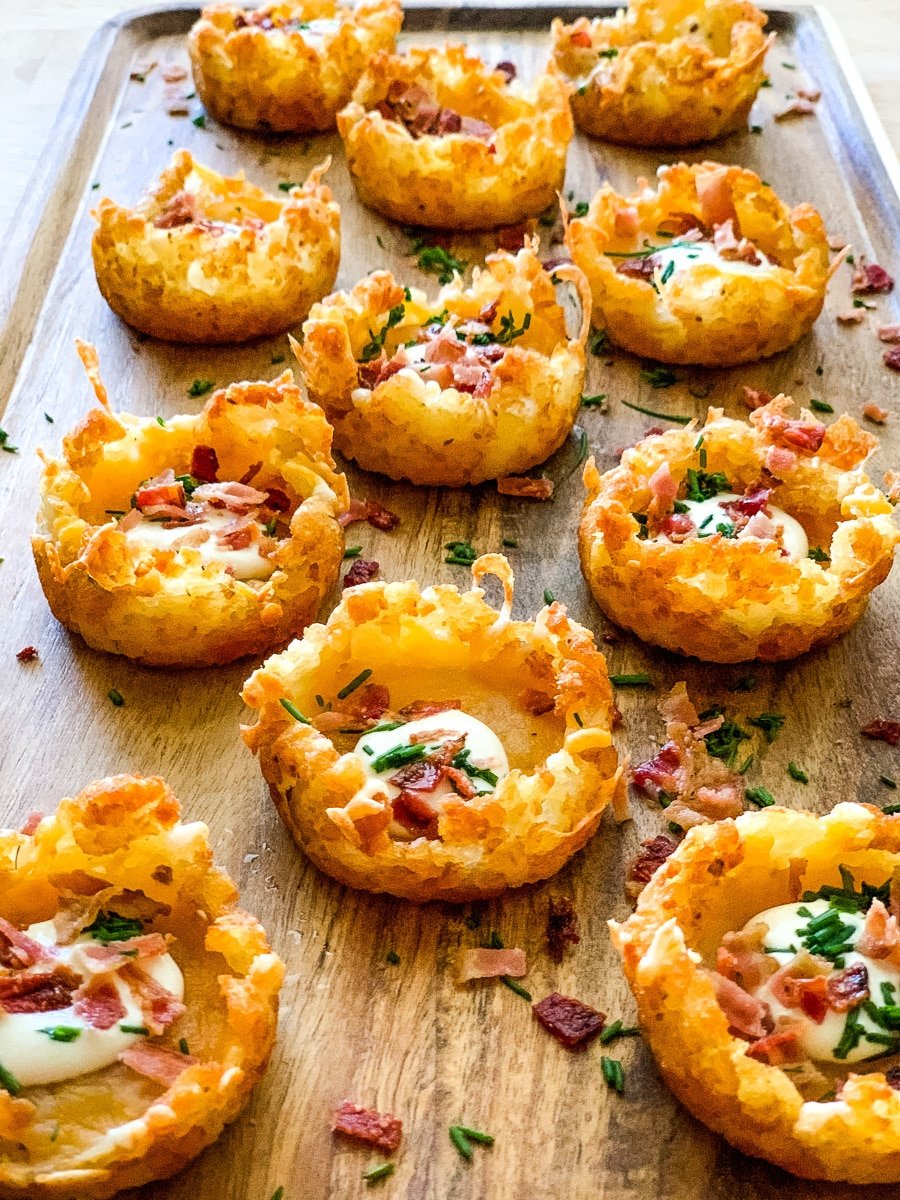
[91,152,340,343]
[33,344,349,668]
[337,45,573,229]
[188,0,402,132]
[612,804,900,1182]
[578,397,899,662]
[296,243,590,486]
[242,555,627,901]
[552,0,772,146]
[566,163,832,366]
[0,774,283,1199]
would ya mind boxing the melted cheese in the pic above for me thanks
[121,510,275,581]
[680,493,809,559]
[0,921,184,1088]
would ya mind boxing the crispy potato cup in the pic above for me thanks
[612,803,900,1182]
[566,163,833,366]
[33,343,349,668]
[188,0,402,132]
[552,0,772,146]
[295,242,591,486]
[242,555,626,902]
[336,45,573,230]
[578,397,900,662]
[91,152,340,344]
[0,774,283,1199]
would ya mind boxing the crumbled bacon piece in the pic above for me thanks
[546,896,580,963]
[74,980,127,1030]
[496,222,528,252]
[657,512,695,542]
[826,961,869,1012]
[837,308,866,325]
[399,700,461,719]
[647,461,679,518]
[497,475,554,501]
[380,81,493,141]
[631,744,681,799]
[713,973,769,1040]
[765,444,797,475]
[713,220,760,264]
[887,1066,900,1090]
[532,992,605,1049]
[0,918,53,969]
[83,933,167,970]
[344,684,391,723]
[120,965,186,1034]
[161,64,187,83]
[495,60,517,82]
[264,487,291,513]
[0,965,81,1013]
[192,480,269,513]
[861,719,900,746]
[797,86,822,102]
[771,969,829,1023]
[340,498,400,530]
[723,485,772,519]
[774,98,817,120]
[746,1029,802,1064]
[446,767,478,799]
[625,835,678,900]
[344,559,380,588]
[885,346,900,372]
[120,1043,198,1086]
[519,688,555,716]
[857,898,900,959]
[852,262,894,295]
[19,812,43,836]
[696,168,737,229]
[16,646,38,663]
[760,412,826,453]
[569,28,593,46]
[863,402,889,425]
[458,947,527,982]
[153,190,197,229]
[716,926,778,992]
[878,323,900,343]
[136,471,185,511]
[189,444,219,482]
[616,257,657,282]
[389,760,444,792]
[391,791,439,836]
[333,1101,402,1152]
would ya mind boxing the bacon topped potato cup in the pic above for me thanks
[613,803,900,1182]
[336,45,573,230]
[295,242,590,487]
[91,152,340,344]
[566,163,833,366]
[242,555,626,902]
[0,773,283,1199]
[33,343,349,668]
[552,0,772,146]
[578,397,900,662]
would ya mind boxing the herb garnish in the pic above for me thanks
[608,673,652,687]
[279,698,311,724]
[685,468,730,501]
[107,688,125,707]
[581,393,607,408]
[590,330,610,356]
[363,1163,395,1185]
[472,310,532,346]
[270,1189,285,1200]
[386,950,400,965]
[0,428,19,454]
[881,776,898,790]
[412,240,467,284]
[601,1056,625,1094]
[369,742,427,774]
[449,1124,494,1159]
[802,866,890,912]
[807,546,829,562]
[452,748,498,788]
[188,379,215,397]
[499,977,532,1000]
[745,786,775,808]
[502,537,518,548]
[359,304,406,363]
[599,1020,640,1044]
[337,669,373,700]
[788,762,809,783]
[445,540,477,566]
[179,1037,191,1055]
[343,546,363,559]
[277,182,299,192]
[120,1024,150,1035]
[640,366,678,389]
[570,201,590,218]
[0,1065,21,1096]
[748,711,785,742]
[598,46,619,58]
[702,712,751,767]
[85,912,144,943]
[810,398,834,413]
[39,1026,81,1042]
[619,399,691,424]
[192,113,206,128]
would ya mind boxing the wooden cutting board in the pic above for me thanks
[1,6,900,1198]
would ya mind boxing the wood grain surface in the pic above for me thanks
[1,7,900,1199]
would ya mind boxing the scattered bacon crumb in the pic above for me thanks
[16,646,38,663]
[878,323,900,344]
[164,88,192,116]
[190,444,219,482]
[796,86,822,102]
[626,835,678,900]
[884,470,900,504]
[333,1101,402,1153]
[852,262,895,295]
[344,559,380,588]
[340,498,400,530]
[774,98,818,121]
[546,896,580,963]
[746,1029,802,1064]
[884,346,900,372]
[742,386,774,411]
[19,812,43,836]
[532,992,605,1050]
[161,64,188,83]
[130,60,157,81]
[863,402,889,425]
[265,487,291,512]
[826,961,870,1012]
[837,309,866,325]
[0,966,81,1014]
[458,947,527,982]
[519,688,555,716]
[120,1043,198,1086]
[861,719,900,746]
[828,235,848,252]
[399,699,460,719]
[74,980,127,1030]
[495,60,517,82]
[570,28,593,46]
[887,1066,900,1090]
[496,222,529,252]
[497,475,554,501]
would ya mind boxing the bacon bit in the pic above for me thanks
[0,965,81,1013]
[837,308,866,325]
[130,59,157,80]
[120,1043,198,1087]
[647,461,679,518]
[391,791,439,836]
[760,412,826,453]
[446,767,478,799]
[826,961,870,1012]
[495,60,517,82]
[19,812,43,836]
[192,480,268,512]
[344,684,391,723]
[774,98,818,121]
[828,235,848,252]
[864,402,889,425]
[74,980,127,1030]
[265,487,291,512]
[884,346,900,372]
[136,474,185,511]
[714,220,761,265]
[458,947,527,982]
[852,262,895,295]
[390,760,444,792]
[344,559,380,588]
[153,190,197,229]
[333,1101,402,1153]
[746,1029,802,1064]
[657,511,694,542]
[765,444,798,475]
[611,207,640,239]
[83,933,167,969]
[546,896,580,963]
[885,470,900,504]
[696,168,737,230]
[164,88,192,117]
[741,386,770,411]
[771,968,830,1023]
[716,926,778,992]
[16,646,38,663]
[797,86,822,102]
[189,444,219,482]
[340,498,400,530]
[723,485,772,520]
[625,835,678,899]
[519,688,555,716]
[0,918,53,969]
[399,700,461,720]
[713,973,769,1040]
[161,64,188,83]
[878,323,900,343]
[631,744,681,799]
[861,719,900,746]
[380,81,492,141]
[497,475,554,501]
[496,223,529,253]
[121,965,186,1034]
[532,992,605,1049]
[616,257,656,282]
[570,28,593,46]
[858,899,900,960]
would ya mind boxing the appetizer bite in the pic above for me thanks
[579,397,900,662]
[551,0,772,147]
[91,152,340,343]
[242,555,626,901]
[336,45,573,229]
[0,774,283,1198]
[296,242,591,486]
[188,0,402,132]
[566,163,833,366]
[613,803,900,1182]
[33,343,349,668]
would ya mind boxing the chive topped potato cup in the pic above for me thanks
[566,162,833,366]
[91,152,340,343]
[33,343,349,668]
[188,0,402,132]
[0,774,283,1199]
[552,0,773,146]
[295,241,591,487]
[336,45,573,230]
[242,555,626,902]
[578,396,900,662]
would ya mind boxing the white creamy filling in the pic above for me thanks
[0,921,184,1088]
[290,16,342,41]
[679,493,809,559]
[122,510,275,581]
[651,239,776,281]
[751,900,900,1064]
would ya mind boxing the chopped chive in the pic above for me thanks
[120,1024,149,1035]
[748,711,785,741]
[0,1065,21,1096]
[788,762,809,784]
[807,546,829,562]
[600,1056,625,1094]
[456,1125,494,1145]
[573,712,584,727]
[192,113,206,127]
[343,546,363,559]
[279,698,310,724]
[39,1026,81,1042]
[745,786,775,808]
[188,379,214,397]
[0,427,19,453]
[883,804,900,815]
[499,976,532,1001]
[881,776,898,789]
[369,743,427,774]
[107,688,125,707]
[278,182,300,192]
[363,1163,395,1185]
[640,366,678,389]
[337,668,373,700]
[501,537,518,548]
[44,412,54,423]
[271,353,286,364]
[49,1121,60,1142]
[445,540,478,566]
[609,673,652,687]
[270,1189,285,1200]
[599,1019,640,1044]
[620,398,691,424]
[179,1037,190,1055]
[543,589,555,604]
[810,398,834,413]
[737,754,754,775]
[386,950,400,965]
[368,720,404,734]
[156,416,166,426]
[590,330,610,356]
[581,393,607,408]
[449,1125,474,1159]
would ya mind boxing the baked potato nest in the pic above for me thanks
[295,242,591,486]
[578,397,899,662]
[242,554,627,901]
[91,152,340,343]
[33,342,349,668]
[612,803,900,1182]
[0,774,283,1199]
[552,0,772,146]
[336,45,573,229]
[188,0,402,132]
[565,162,833,366]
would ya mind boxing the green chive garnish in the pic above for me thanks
[601,1056,625,1094]
[745,786,775,808]
[881,776,898,790]
[179,1037,190,1055]
[363,1163,395,1185]
[449,1125,474,1159]
[279,698,310,724]
[599,1020,640,1044]
[581,393,607,408]
[0,1065,21,1096]
[107,688,125,707]
[188,379,215,397]
[499,977,532,1001]
[608,673,652,687]
[343,546,363,559]
[810,399,834,413]
[39,1026,81,1042]
[543,589,555,604]
[788,762,809,784]
[455,1125,494,1145]
[386,950,400,965]
[620,399,691,425]
[120,1024,149,1035]
[337,669,373,700]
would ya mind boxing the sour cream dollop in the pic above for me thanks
[651,238,776,282]
[680,493,809,559]
[122,510,275,581]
